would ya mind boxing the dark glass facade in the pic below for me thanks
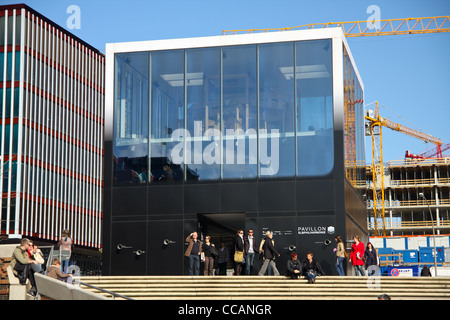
[104,32,366,276]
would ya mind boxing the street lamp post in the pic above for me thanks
[419,193,438,277]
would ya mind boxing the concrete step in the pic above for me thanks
[78,276,450,300]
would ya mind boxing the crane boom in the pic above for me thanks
[380,118,442,145]
[223,16,450,37]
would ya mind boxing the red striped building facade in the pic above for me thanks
[0,4,104,249]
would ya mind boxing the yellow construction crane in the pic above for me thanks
[222,16,450,37]
[364,102,442,236]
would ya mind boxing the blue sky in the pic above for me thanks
[6,0,450,163]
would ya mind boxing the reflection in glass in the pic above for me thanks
[185,48,221,181]
[259,42,295,178]
[150,50,188,183]
[222,45,257,180]
[343,46,365,188]
[295,40,333,177]
[113,52,149,185]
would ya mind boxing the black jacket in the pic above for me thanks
[364,248,378,267]
[302,258,325,276]
[262,236,279,260]
[234,235,245,252]
[244,235,259,254]
[287,259,303,276]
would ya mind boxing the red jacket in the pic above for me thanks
[350,241,365,266]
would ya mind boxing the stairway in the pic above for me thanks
[79,276,450,300]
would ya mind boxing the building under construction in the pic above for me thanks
[365,156,450,236]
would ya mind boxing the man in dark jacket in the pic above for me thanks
[258,231,280,276]
[185,232,203,275]
[244,229,259,275]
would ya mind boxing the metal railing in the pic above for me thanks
[367,199,450,209]
[368,220,450,230]
[79,281,134,300]
[389,158,450,166]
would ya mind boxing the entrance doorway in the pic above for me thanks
[197,213,245,274]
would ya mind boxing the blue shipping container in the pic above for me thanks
[419,246,445,263]
[393,250,418,264]
[378,248,394,263]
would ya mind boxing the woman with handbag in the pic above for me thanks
[349,235,365,276]
[233,230,245,275]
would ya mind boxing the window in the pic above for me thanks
[259,42,295,178]
[295,40,333,177]
[185,47,221,181]
[113,52,149,185]
[149,50,185,183]
[222,45,257,180]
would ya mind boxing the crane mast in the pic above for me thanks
[365,102,442,236]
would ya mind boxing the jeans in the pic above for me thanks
[258,259,279,276]
[61,260,70,273]
[189,254,200,275]
[335,257,345,276]
[354,265,365,276]
[306,271,318,282]
[245,252,255,275]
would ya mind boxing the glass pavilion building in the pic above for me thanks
[103,28,366,275]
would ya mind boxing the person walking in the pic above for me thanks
[364,242,378,275]
[185,231,203,275]
[334,235,346,276]
[349,236,365,276]
[244,229,258,275]
[258,231,280,276]
[203,236,216,276]
[302,252,325,284]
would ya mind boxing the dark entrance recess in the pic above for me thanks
[197,213,245,245]
[197,213,245,272]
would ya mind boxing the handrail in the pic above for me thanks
[368,220,450,230]
[367,199,450,208]
[389,158,450,166]
[79,281,134,300]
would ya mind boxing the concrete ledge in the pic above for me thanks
[7,265,32,300]
[34,273,111,300]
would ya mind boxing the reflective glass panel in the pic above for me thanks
[222,45,257,180]
[295,40,333,177]
[258,42,295,178]
[185,47,221,181]
[113,52,149,185]
[150,50,185,183]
